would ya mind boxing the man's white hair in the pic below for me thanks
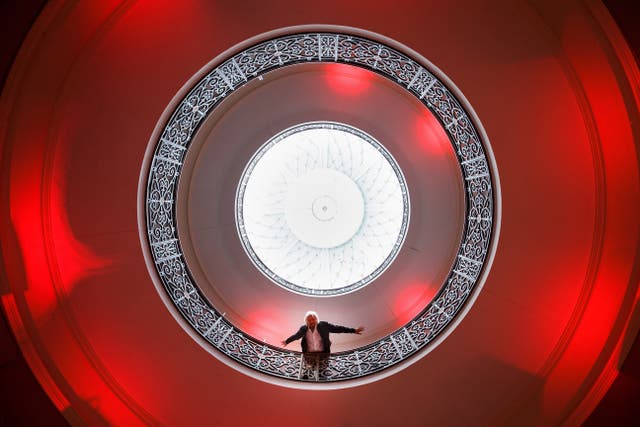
[304,310,319,323]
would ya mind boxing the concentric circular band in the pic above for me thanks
[145,30,496,383]
[236,121,410,296]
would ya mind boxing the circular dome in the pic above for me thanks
[236,121,409,295]
[143,28,497,385]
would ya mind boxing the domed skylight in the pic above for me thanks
[236,122,410,296]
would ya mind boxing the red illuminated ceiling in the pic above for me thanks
[1,0,639,425]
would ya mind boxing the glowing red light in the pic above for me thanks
[414,110,452,157]
[324,63,373,96]
[392,282,438,325]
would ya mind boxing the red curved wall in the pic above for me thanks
[0,3,640,425]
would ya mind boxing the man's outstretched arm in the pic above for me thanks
[281,326,306,346]
[326,323,365,334]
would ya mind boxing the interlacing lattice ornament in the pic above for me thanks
[146,32,495,382]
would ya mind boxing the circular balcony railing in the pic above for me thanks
[144,30,496,383]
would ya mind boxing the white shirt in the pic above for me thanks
[305,327,324,352]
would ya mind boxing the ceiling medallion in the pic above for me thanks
[144,29,496,384]
[236,121,410,296]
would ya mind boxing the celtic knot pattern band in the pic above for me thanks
[145,32,495,382]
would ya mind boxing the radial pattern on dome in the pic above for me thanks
[236,122,410,296]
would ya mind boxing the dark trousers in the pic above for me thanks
[301,352,329,379]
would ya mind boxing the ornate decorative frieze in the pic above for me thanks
[145,32,495,382]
